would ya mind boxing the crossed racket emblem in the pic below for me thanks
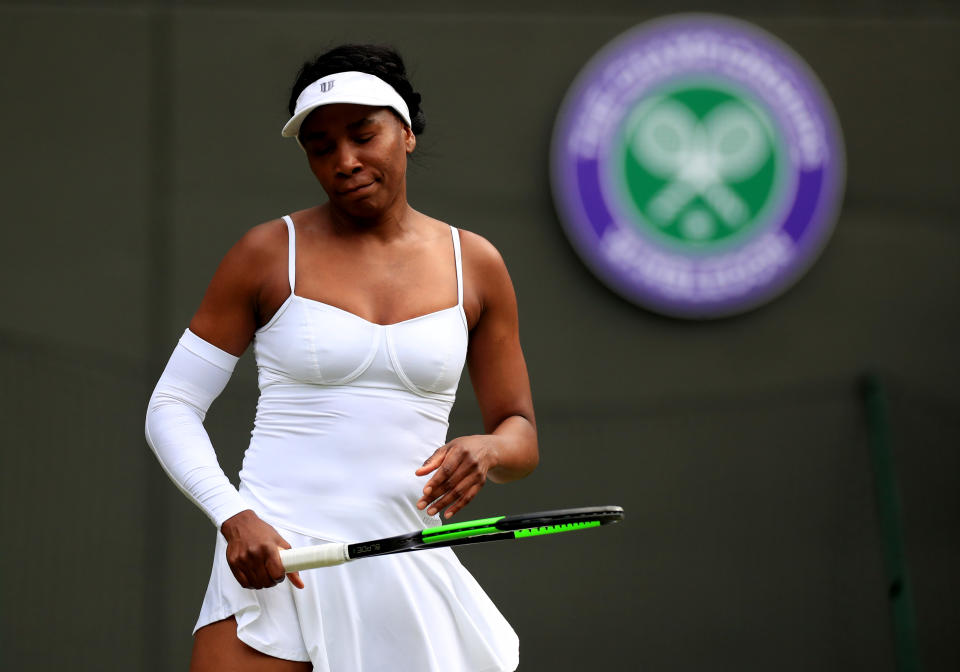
[627,98,772,239]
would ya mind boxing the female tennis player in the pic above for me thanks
[145,45,538,671]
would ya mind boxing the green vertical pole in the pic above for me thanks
[861,374,921,672]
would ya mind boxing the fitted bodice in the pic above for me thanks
[238,216,469,541]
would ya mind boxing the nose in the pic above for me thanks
[334,143,362,176]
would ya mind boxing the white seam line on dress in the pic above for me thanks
[385,326,452,401]
[331,322,381,384]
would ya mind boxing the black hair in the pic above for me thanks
[288,44,425,136]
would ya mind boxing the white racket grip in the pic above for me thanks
[280,543,350,572]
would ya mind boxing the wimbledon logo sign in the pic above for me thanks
[551,15,845,318]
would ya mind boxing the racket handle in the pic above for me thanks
[280,543,350,571]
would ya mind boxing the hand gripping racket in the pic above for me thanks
[279,505,624,572]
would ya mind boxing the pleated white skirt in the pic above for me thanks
[195,526,519,671]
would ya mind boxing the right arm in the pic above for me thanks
[145,220,303,589]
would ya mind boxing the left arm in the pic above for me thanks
[416,232,538,518]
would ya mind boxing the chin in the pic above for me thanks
[338,198,383,220]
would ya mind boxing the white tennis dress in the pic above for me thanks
[194,215,519,671]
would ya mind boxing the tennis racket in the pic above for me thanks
[280,505,624,572]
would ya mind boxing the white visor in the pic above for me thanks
[281,71,412,138]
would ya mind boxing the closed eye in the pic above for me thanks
[307,143,334,156]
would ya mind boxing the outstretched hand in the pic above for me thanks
[415,436,498,519]
[220,510,305,590]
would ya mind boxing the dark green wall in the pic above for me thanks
[1,2,957,670]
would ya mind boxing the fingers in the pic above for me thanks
[416,442,489,519]
[264,548,288,587]
[415,445,448,478]
[275,541,305,590]
[228,564,252,590]
[226,531,304,590]
[417,442,466,499]
[434,481,485,519]
[229,552,302,590]
[422,457,471,513]
[227,543,275,589]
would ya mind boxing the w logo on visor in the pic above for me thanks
[319,80,335,93]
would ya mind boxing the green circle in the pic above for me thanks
[612,82,787,252]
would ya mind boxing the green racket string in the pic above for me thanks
[513,520,601,538]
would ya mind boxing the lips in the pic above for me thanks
[339,181,375,195]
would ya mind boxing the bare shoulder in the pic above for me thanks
[211,217,292,291]
[457,228,509,275]
[196,218,288,296]
[455,228,517,326]
[228,217,288,265]
[189,217,289,355]
[412,211,465,242]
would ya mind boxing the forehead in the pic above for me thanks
[299,104,395,137]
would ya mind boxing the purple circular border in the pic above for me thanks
[550,14,846,319]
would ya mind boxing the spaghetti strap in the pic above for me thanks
[282,215,296,293]
[450,227,463,307]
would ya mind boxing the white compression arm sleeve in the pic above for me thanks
[145,329,251,528]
